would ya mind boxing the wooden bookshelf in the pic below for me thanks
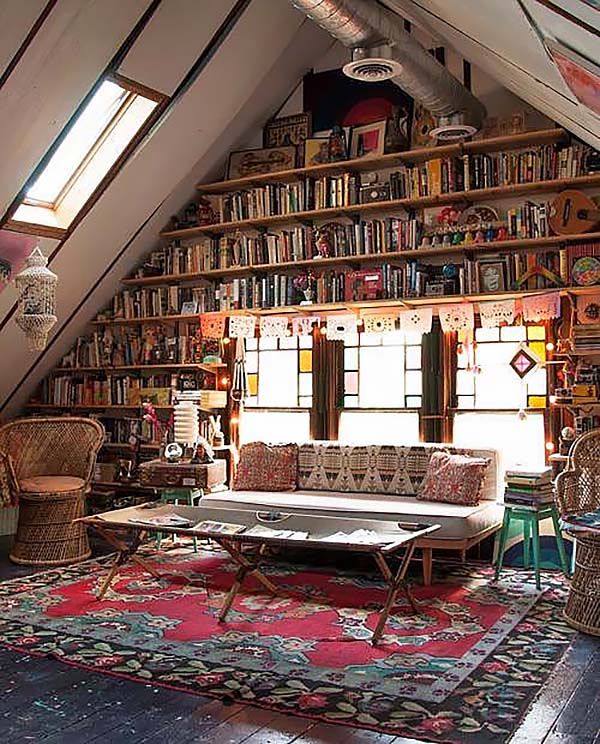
[196,128,567,194]
[90,285,600,327]
[163,174,600,239]
[49,363,227,374]
[122,231,600,287]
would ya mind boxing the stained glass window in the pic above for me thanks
[456,325,547,410]
[244,335,312,408]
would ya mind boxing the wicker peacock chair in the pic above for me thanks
[555,429,600,636]
[0,416,105,566]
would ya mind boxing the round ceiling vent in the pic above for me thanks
[429,123,478,142]
[342,44,402,83]
[342,57,402,82]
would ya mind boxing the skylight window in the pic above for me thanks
[15,78,160,229]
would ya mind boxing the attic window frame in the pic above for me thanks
[16,73,165,228]
[23,84,139,211]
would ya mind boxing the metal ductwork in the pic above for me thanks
[290,0,486,141]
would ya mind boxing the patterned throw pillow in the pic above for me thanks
[417,451,490,506]
[233,442,298,492]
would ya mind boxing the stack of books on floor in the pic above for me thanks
[504,467,554,509]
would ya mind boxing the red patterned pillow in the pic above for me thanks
[233,442,298,492]
[417,451,490,506]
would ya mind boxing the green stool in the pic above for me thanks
[494,503,570,590]
[155,488,203,553]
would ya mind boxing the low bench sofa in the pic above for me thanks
[203,441,504,584]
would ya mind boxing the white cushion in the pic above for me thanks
[202,489,503,541]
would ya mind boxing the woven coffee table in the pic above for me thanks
[80,504,439,645]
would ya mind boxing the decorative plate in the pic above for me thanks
[572,256,600,286]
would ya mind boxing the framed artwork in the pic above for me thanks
[349,120,387,159]
[411,102,437,147]
[303,68,412,140]
[226,146,297,179]
[263,113,311,148]
[304,137,330,167]
[478,261,506,293]
[180,301,198,316]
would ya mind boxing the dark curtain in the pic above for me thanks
[311,329,343,441]
[421,320,455,443]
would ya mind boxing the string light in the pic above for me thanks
[320,325,328,335]
[356,318,364,327]
[549,394,557,404]
[222,337,231,345]
[230,415,239,425]
[220,376,229,386]
[546,342,555,352]
[545,441,555,452]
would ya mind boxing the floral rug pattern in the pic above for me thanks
[0,549,574,743]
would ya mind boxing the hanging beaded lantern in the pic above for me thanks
[14,247,57,351]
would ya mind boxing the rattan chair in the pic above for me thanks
[0,416,105,566]
[555,429,600,636]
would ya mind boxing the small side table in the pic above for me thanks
[495,503,570,589]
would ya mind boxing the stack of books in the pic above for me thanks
[504,467,554,509]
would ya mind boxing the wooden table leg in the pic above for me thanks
[92,526,161,599]
[214,540,279,622]
[372,543,417,646]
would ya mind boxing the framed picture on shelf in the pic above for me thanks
[478,260,506,293]
[226,146,297,179]
[349,120,387,159]
[304,137,330,166]
[181,301,198,316]
[263,113,311,148]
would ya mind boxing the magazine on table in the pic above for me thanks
[243,525,309,540]
[193,520,247,535]
[319,529,398,545]
[127,513,194,529]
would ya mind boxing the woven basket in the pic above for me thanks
[564,534,600,636]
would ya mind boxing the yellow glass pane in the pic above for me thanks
[527,326,545,341]
[299,349,312,372]
[528,395,546,408]
[529,341,546,361]
[248,374,258,396]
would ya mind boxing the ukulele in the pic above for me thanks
[549,190,600,235]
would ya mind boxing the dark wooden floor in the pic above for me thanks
[0,537,598,743]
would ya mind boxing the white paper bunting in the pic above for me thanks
[292,316,320,337]
[228,315,256,338]
[326,314,357,341]
[478,298,516,328]
[399,307,433,335]
[259,316,289,337]
[439,303,475,333]
[522,292,561,322]
[362,313,397,335]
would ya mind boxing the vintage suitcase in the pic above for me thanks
[138,459,227,489]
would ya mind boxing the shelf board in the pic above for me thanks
[164,174,600,239]
[122,231,600,287]
[90,285,600,326]
[50,363,226,374]
[25,403,220,413]
[196,129,567,194]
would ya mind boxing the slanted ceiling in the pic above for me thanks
[0,0,332,418]
[383,0,600,150]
